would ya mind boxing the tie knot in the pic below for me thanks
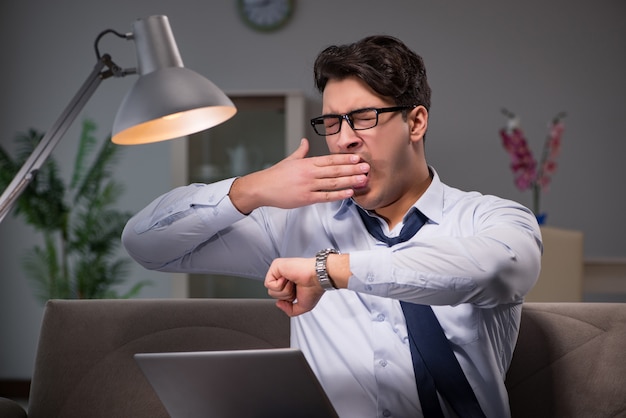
[357,206,428,247]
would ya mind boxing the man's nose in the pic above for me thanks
[335,118,362,150]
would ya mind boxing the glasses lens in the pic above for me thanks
[311,109,379,136]
[350,109,378,130]
[311,116,340,136]
[322,117,341,135]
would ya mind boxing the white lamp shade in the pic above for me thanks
[112,67,236,145]
[111,15,236,145]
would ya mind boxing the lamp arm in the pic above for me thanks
[0,55,120,224]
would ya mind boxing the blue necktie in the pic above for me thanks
[356,206,485,418]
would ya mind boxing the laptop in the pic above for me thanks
[134,348,339,418]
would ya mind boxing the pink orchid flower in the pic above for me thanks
[500,109,566,216]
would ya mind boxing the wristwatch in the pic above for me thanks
[315,248,340,291]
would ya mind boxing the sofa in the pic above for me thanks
[1,299,624,417]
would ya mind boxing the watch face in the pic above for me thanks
[237,0,294,32]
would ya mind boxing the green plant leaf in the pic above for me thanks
[22,233,71,302]
[73,133,122,206]
[1,119,150,303]
[0,146,19,187]
[2,129,69,232]
[70,119,98,191]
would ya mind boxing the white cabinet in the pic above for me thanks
[170,91,306,298]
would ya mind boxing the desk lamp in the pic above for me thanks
[0,15,236,223]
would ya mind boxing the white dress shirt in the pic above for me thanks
[122,169,542,418]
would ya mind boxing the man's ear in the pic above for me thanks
[409,105,428,142]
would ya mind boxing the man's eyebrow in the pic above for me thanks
[319,107,377,117]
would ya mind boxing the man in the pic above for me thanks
[122,35,542,417]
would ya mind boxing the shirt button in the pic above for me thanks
[379,359,388,367]
[376,314,385,322]
[382,409,392,417]
[367,274,374,282]
[366,285,373,291]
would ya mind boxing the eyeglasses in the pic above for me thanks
[310,105,416,136]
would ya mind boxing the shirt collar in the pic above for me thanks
[414,166,443,225]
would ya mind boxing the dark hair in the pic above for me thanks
[313,35,431,110]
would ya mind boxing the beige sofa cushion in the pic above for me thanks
[506,302,626,417]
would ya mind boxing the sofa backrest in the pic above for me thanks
[27,298,290,418]
[27,300,626,417]
[506,302,626,417]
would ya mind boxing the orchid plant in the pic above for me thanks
[499,109,566,222]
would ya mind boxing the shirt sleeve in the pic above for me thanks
[121,179,279,276]
[348,199,542,308]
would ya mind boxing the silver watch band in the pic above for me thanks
[315,248,339,291]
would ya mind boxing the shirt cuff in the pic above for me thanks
[192,178,247,227]
[347,248,394,296]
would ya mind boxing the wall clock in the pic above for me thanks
[237,0,295,32]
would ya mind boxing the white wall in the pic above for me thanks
[1,0,625,379]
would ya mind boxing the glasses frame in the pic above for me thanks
[310,105,417,136]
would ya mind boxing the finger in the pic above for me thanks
[285,138,309,161]
[276,297,315,317]
[267,285,296,301]
[264,275,285,291]
[313,153,362,168]
[268,289,293,301]
[309,189,354,204]
[275,300,296,316]
[315,173,368,192]
[312,160,370,182]
[283,280,296,299]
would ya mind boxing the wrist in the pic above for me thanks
[228,175,260,215]
[326,253,350,289]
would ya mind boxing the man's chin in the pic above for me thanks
[351,190,372,208]
[352,186,368,196]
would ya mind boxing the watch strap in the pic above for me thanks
[315,248,339,291]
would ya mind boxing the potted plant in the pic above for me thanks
[0,119,149,302]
